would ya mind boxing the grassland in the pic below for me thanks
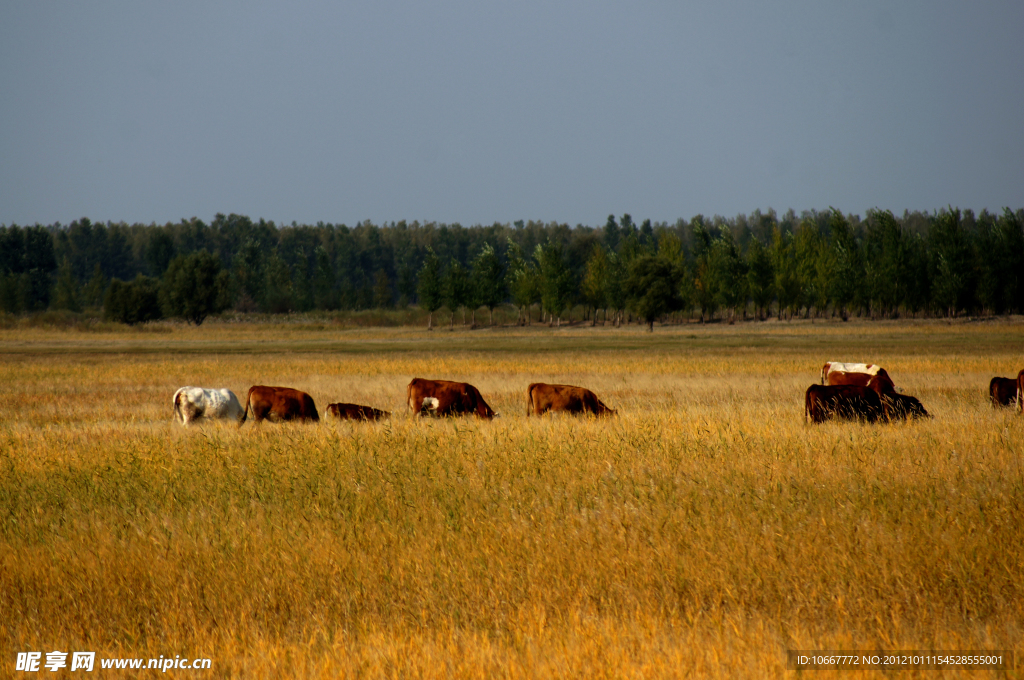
[1,318,1023,678]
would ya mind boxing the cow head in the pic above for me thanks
[419,397,441,417]
[885,393,930,420]
[902,396,930,419]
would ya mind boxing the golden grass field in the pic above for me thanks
[1,318,1023,678]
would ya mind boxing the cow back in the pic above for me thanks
[825,364,895,394]
[528,383,614,417]
[174,386,244,425]
[243,386,319,424]
[408,378,495,419]
[327,402,390,420]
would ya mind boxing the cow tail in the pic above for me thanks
[239,387,254,427]
[173,390,183,424]
[526,384,535,416]
[407,382,416,414]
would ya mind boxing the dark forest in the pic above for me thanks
[2,207,1022,328]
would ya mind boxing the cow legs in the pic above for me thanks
[181,402,202,426]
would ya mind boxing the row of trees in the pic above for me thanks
[1,208,1022,327]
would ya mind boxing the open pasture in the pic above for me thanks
[1,319,1023,678]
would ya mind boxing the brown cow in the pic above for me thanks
[881,392,931,420]
[1018,369,1024,413]
[526,383,615,417]
[989,377,1018,408]
[240,386,319,425]
[821,362,896,395]
[406,378,496,419]
[805,384,885,423]
[326,402,390,421]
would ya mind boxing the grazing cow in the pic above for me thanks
[406,378,497,419]
[1018,369,1024,413]
[805,384,885,423]
[172,386,244,426]
[526,383,616,417]
[326,402,390,421]
[989,377,1018,408]
[821,361,896,395]
[240,386,319,425]
[882,392,931,420]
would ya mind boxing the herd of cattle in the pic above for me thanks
[170,363,1024,428]
[171,379,614,426]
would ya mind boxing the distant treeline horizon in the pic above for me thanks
[1,207,1023,326]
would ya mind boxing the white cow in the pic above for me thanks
[172,386,244,426]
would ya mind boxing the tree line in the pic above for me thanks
[1,207,1022,328]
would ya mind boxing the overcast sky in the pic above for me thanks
[2,1,1022,228]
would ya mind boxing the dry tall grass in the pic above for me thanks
[1,320,1022,678]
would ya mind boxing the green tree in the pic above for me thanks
[996,209,1024,312]
[745,238,774,320]
[146,230,176,276]
[904,233,930,317]
[793,219,825,317]
[507,240,540,325]
[104,275,163,325]
[396,255,418,308]
[617,213,641,261]
[82,263,109,310]
[373,268,393,309]
[161,250,229,325]
[827,209,860,319]
[658,231,689,321]
[23,226,57,312]
[626,254,681,331]
[771,227,800,320]
[291,264,314,312]
[603,214,621,253]
[313,246,339,310]
[0,273,23,314]
[264,252,294,314]
[51,257,81,312]
[471,243,506,325]
[443,258,471,328]
[581,246,609,325]
[656,230,685,265]
[864,209,908,318]
[709,230,747,322]
[690,220,718,322]
[233,238,266,311]
[973,210,1001,314]
[604,251,627,326]
[929,207,974,317]
[417,248,444,330]
[535,241,574,326]
[975,209,1024,314]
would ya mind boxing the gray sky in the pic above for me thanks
[2,1,1022,228]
